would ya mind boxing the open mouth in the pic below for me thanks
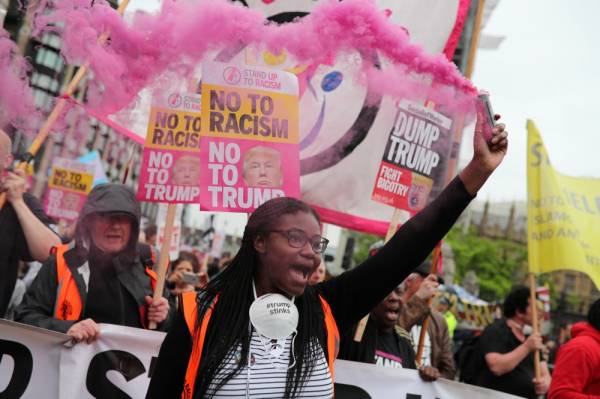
[105,233,123,240]
[384,305,400,319]
[290,264,313,281]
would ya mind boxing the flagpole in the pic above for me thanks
[0,0,131,209]
[529,272,541,379]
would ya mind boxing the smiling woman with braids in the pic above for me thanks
[146,115,509,399]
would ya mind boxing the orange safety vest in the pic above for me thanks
[179,291,340,399]
[53,244,158,328]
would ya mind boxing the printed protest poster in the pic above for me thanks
[137,92,202,203]
[199,61,299,212]
[371,99,453,213]
[156,203,183,260]
[43,158,95,220]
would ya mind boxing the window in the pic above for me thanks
[33,89,52,111]
[35,48,64,71]
[31,72,60,93]
[565,273,576,293]
[41,33,61,50]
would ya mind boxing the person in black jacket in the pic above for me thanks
[146,114,509,399]
[0,129,60,317]
[15,183,173,342]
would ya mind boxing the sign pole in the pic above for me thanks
[148,203,177,330]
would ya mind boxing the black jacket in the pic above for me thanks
[15,184,174,332]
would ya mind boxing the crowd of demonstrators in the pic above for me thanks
[467,286,551,399]
[398,261,456,379]
[0,129,61,319]
[14,183,174,342]
[548,298,600,398]
[338,285,440,381]
[145,116,508,398]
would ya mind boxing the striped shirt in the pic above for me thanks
[210,331,333,398]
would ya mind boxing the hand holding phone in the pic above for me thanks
[181,272,200,285]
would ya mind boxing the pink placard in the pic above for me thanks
[43,188,88,221]
[199,138,299,212]
[137,149,201,203]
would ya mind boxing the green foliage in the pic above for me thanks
[445,226,528,302]
[350,230,382,265]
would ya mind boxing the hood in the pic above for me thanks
[571,321,600,343]
[75,183,141,254]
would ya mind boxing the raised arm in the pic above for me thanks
[318,115,508,333]
[4,170,61,260]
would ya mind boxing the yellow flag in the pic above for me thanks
[527,120,600,289]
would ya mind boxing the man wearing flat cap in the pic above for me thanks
[16,183,173,342]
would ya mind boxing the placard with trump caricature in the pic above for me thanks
[199,61,300,212]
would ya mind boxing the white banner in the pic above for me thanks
[0,319,68,398]
[59,324,165,399]
[334,359,522,399]
[0,320,521,399]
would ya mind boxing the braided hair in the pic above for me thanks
[193,197,327,399]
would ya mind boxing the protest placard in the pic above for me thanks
[43,158,95,221]
[371,100,453,213]
[137,92,202,203]
[199,61,300,212]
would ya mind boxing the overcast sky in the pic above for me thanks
[468,0,600,202]
[126,0,600,237]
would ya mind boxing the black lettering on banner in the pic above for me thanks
[86,350,145,399]
[334,383,372,399]
[0,339,34,398]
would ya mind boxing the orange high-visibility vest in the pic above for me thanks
[179,291,340,399]
[53,244,158,327]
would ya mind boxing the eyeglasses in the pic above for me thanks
[270,229,329,254]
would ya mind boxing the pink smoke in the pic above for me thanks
[0,29,39,132]
[34,0,477,116]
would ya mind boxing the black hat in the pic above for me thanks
[413,260,432,277]
[413,260,445,284]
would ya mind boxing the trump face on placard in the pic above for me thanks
[242,146,283,188]
[172,154,201,186]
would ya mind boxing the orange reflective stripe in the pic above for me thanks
[54,244,83,321]
[145,267,158,291]
[319,295,340,380]
[182,292,217,399]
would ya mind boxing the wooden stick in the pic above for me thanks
[353,208,403,342]
[120,144,137,184]
[465,0,486,79]
[149,203,177,330]
[529,272,541,379]
[414,243,442,366]
[0,0,131,209]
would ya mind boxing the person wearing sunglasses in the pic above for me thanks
[147,114,509,399]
